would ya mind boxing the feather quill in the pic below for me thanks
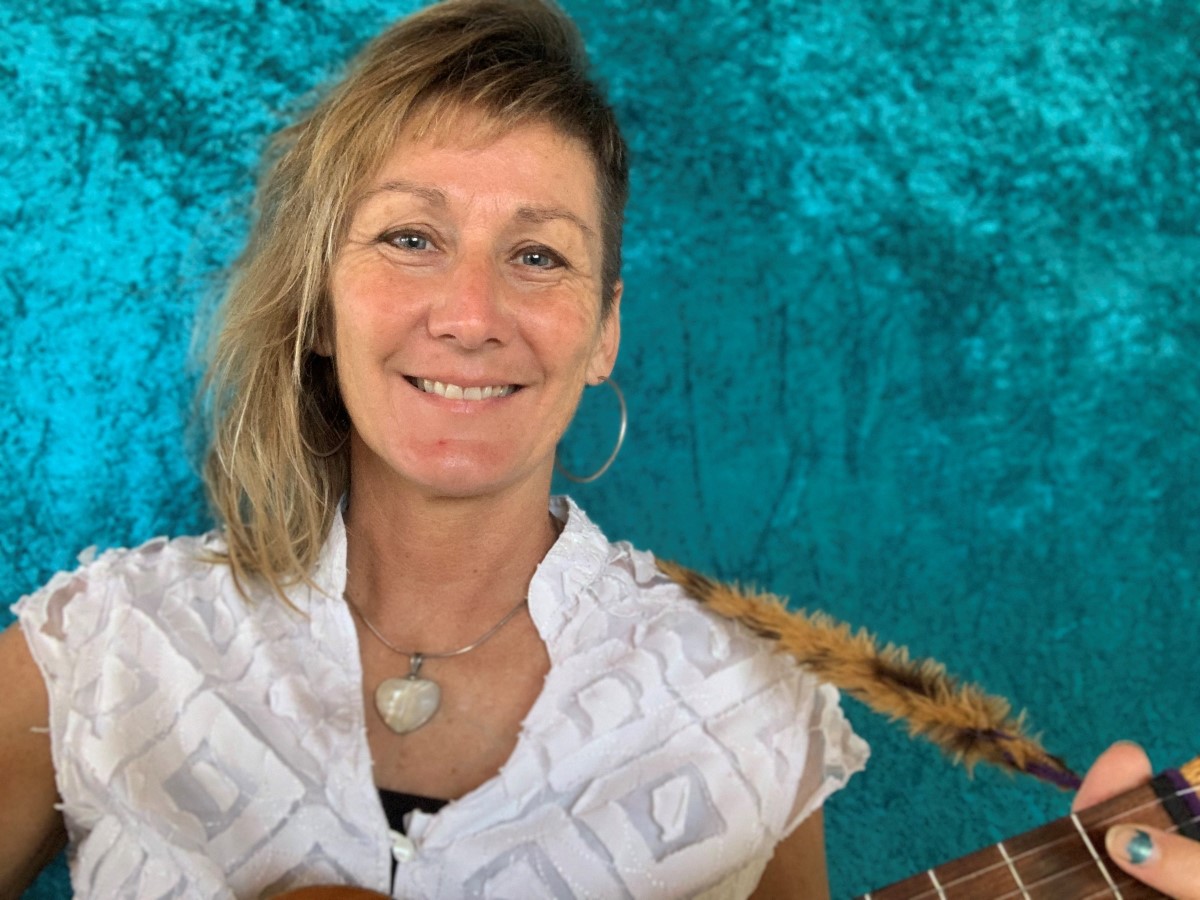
[657,559,1081,790]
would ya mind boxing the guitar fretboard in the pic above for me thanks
[857,759,1200,899]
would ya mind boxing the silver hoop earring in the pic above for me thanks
[556,377,627,484]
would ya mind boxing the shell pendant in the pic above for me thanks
[374,654,441,735]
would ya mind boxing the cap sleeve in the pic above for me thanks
[10,541,180,813]
[779,670,869,836]
[13,549,107,704]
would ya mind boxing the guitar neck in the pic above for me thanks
[858,757,1200,899]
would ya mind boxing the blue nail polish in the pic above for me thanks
[1126,829,1154,865]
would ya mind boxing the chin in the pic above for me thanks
[352,431,555,500]
[403,449,552,500]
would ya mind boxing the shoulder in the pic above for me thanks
[12,530,245,665]
[589,536,828,721]
[16,529,229,603]
[550,497,811,688]
[520,501,868,887]
[545,497,869,814]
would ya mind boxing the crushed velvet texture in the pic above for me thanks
[3,1,1197,896]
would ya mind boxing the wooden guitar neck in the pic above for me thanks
[857,757,1200,899]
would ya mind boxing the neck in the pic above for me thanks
[342,467,560,645]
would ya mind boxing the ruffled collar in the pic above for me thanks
[304,495,611,657]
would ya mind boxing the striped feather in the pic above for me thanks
[657,559,1080,790]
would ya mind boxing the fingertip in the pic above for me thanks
[1100,740,1152,767]
[1074,741,1155,812]
[1108,739,1150,757]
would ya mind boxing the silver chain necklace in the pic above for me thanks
[346,592,528,735]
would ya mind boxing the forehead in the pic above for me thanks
[358,107,602,226]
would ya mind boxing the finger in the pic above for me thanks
[1106,825,1200,900]
[1073,741,1153,812]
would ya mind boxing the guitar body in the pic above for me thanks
[859,757,1200,899]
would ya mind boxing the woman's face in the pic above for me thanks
[328,112,621,501]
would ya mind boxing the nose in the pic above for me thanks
[425,255,513,350]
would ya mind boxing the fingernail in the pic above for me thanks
[1108,826,1157,865]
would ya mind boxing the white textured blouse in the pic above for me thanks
[15,497,868,899]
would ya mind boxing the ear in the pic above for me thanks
[586,281,622,384]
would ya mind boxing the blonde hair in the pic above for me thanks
[201,0,629,599]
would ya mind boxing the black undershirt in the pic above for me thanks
[378,787,449,835]
[380,789,449,887]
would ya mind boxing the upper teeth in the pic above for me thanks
[417,379,515,400]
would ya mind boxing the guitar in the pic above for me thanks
[857,754,1200,899]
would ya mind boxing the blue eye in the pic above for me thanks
[383,231,431,251]
[520,248,562,269]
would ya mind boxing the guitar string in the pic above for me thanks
[1077,868,1178,900]
[1013,811,1200,900]
[1069,811,1124,898]
[879,786,1198,900]
[953,787,1199,894]
[1073,817,1200,900]
[1022,813,1200,900]
[903,812,1200,900]
[910,810,1200,900]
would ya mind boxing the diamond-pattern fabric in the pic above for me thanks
[15,498,866,898]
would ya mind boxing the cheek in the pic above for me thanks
[525,302,604,358]
[332,269,410,347]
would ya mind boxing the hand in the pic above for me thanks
[1073,742,1200,900]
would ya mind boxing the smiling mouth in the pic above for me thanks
[406,377,520,401]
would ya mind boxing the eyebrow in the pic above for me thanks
[514,205,596,240]
[358,179,596,240]
[359,179,448,208]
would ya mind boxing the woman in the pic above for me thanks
[0,1,1195,898]
[1,2,861,897]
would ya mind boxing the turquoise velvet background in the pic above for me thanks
[3,0,1198,896]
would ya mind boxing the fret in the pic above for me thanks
[1003,815,1098,887]
[1069,812,1122,897]
[855,781,1180,899]
[864,844,1037,898]
[855,758,1200,899]
[937,846,1032,898]
[1001,799,1158,897]
[859,841,1167,900]
[927,869,947,899]
[996,841,1030,898]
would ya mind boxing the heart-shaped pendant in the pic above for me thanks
[375,676,441,735]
